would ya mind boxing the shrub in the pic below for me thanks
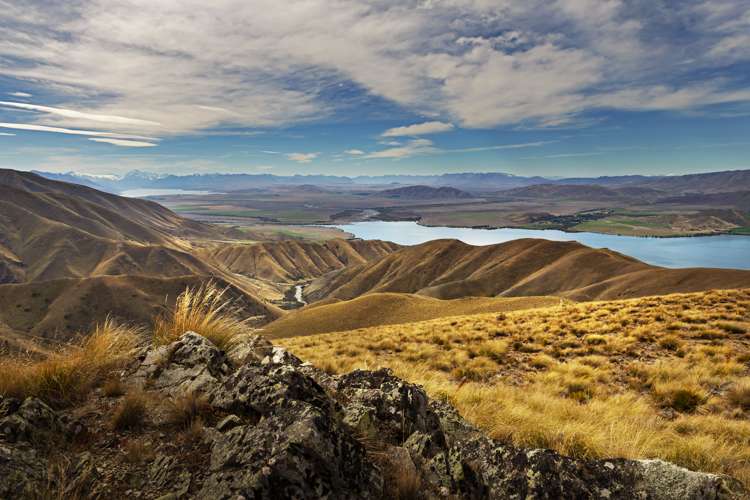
[652,382,706,413]
[112,392,148,431]
[0,318,139,407]
[102,378,126,397]
[153,281,251,350]
[727,379,750,410]
[165,392,212,429]
[658,335,683,351]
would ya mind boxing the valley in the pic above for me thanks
[1,168,749,495]
[118,168,750,238]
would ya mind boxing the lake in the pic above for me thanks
[120,188,216,198]
[330,221,750,270]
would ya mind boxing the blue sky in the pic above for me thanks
[0,0,749,178]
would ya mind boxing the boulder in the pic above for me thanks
[131,331,231,397]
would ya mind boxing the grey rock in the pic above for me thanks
[0,397,60,444]
[215,414,242,432]
[200,359,382,499]
[132,331,231,397]
[227,334,274,366]
[0,443,46,498]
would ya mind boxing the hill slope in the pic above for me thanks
[0,169,227,283]
[263,292,560,338]
[377,185,474,199]
[278,288,750,486]
[205,239,399,282]
[308,238,750,301]
[0,274,280,343]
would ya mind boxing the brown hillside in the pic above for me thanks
[205,238,399,282]
[0,169,228,283]
[377,185,474,199]
[263,292,560,339]
[308,238,750,301]
[0,274,280,342]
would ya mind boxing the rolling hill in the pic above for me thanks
[204,239,400,282]
[0,274,278,342]
[377,185,474,199]
[0,169,229,283]
[0,170,283,341]
[263,292,561,339]
[307,238,750,302]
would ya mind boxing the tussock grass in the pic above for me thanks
[112,391,148,431]
[0,318,139,407]
[153,281,251,350]
[164,392,212,430]
[278,289,750,485]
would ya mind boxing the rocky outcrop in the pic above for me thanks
[0,331,744,499]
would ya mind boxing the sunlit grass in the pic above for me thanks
[153,281,251,350]
[278,288,750,485]
[0,318,140,407]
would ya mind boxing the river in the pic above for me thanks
[329,221,750,270]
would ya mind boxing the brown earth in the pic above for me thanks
[307,238,750,302]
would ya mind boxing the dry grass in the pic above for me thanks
[112,391,148,431]
[0,318,139,407]
[278,289,750,485]
[164,391,212,430]
[153,281,250,350]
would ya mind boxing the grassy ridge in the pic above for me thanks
[264,293,561,339]
[278,288,750,485]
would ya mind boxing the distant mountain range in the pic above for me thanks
[32,168,750,194]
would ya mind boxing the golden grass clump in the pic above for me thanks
[0,318,139,407]
[153,281,250,350]
[277,288,750,486]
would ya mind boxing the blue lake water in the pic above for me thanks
[330,221,750,270]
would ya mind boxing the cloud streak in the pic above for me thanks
[88,138,157,147]
[0,122,157,141]
[382,122,454,137]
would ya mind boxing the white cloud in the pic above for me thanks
[345,149,365,155]
[382,121,454,137]
[364,139,436,159]
[0,122,157,140]
[0,132,15,136]
[8,92,32,98]
[88,138,157,147]
[286,152,318,163]
[0,0,747,135]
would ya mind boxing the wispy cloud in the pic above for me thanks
[8,92,31,98]
[0,122,157,141]
[286,152,318,163]
[0,132,15,136]
[345,149,365,155]
[364,139,437,159]
[449,141,556,153]
[0,101,161,127]
[521,152,604,160]
[88,138,157,148]
[363,139,551,159]
[382,121,454,137]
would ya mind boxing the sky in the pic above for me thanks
[0,0,749,178]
